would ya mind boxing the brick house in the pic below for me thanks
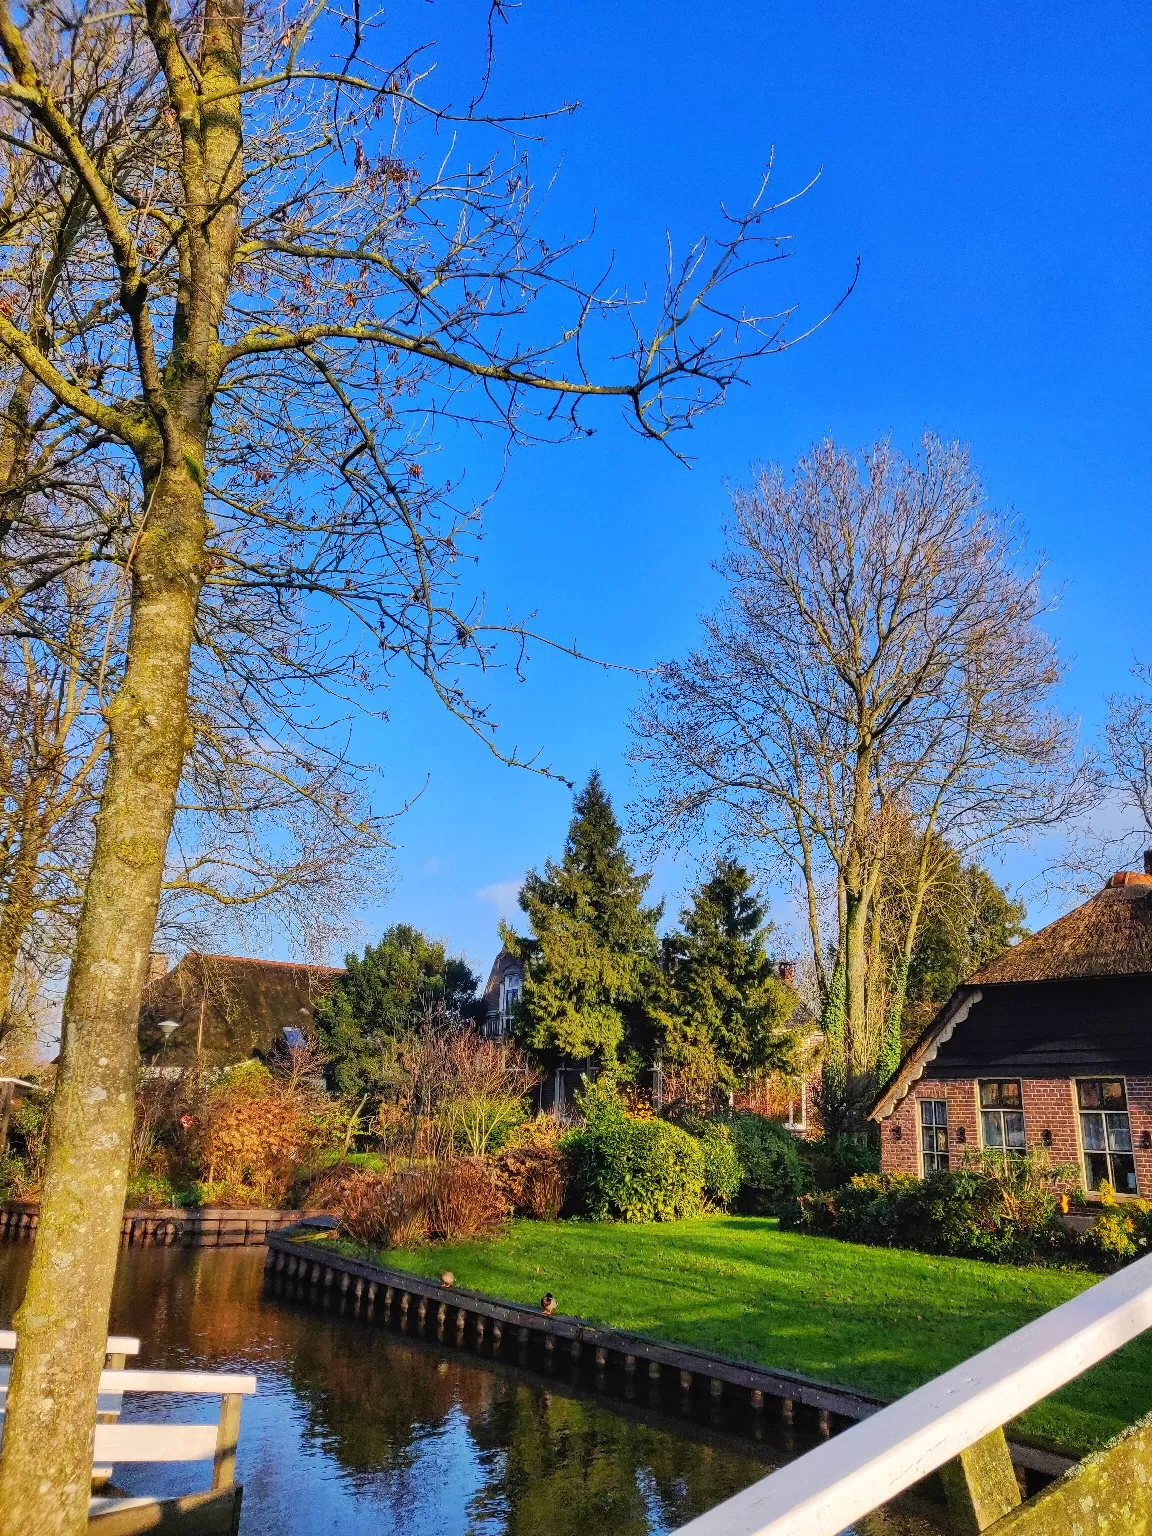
[871,862,1152,1199]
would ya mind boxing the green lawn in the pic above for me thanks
[341,1215,1151,1455]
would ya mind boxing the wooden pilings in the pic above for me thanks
[0,1201,308,1249]
[261,1231,872,1440]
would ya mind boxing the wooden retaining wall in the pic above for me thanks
[0,1201,302,1248]
[262,1229,1074,1482]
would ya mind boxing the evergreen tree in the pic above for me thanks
[315,924,481,1094]
[502,772,661,1068]
[659,859,799,1101]
[903,862,1027,1029]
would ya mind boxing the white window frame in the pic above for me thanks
[978,1079,1026,1156]
[919,1098,949,1174]
[1076,1075,1139,1197]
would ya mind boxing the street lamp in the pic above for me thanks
[156,1019,180,1071]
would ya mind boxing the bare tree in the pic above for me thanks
[1078,660,1152,880]
[0,569,112,1071]
[0,4,834,1526]
[632,436,1089,1085]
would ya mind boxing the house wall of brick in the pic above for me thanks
[880,1072,1152,1199]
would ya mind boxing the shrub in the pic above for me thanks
[495,1144,569,1220]
[727,1113,816,1213]
[801,1132,880,1190]
[314,1159,509,1249]
[700,1123,742,1207]
[425,1158,510,1241]
[336,1168,431,1249]
[0,1152,28,1202]
[784,1154,1082,1266]
[441,1091,528,1157]
[566,1089,706,1222]
[193,1064,342,1206]
[126,1172,182,1209]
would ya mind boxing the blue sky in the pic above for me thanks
[329,1,1151,978]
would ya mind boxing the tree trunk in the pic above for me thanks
[878,953,910,1083]
[842,881,869,1073]
[0,462,206,1536]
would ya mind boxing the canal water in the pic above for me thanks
[0,1243,947,1536]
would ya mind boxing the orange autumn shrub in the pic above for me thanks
[193,1061,340,1205]
[493,1116,570,1220]
[316,1158,509,1249]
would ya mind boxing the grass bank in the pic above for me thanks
[341,1215,1151,1455]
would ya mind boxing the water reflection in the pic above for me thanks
[0,1244,945,1536]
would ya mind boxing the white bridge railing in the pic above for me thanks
[675,1248,1152,1536]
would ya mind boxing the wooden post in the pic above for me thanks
[939,1429,1022,1534]
[782,1398,794,1423]
[680,1370,693,1393]
[596,1347,608,1369]
[624,1354,636,1375]
[475,1316,486,1345]
[710,1378,723,1400]
[819,1410,832,1438]
[751,1389,764,1410]
[212,1394,243,1491]
[492,1322,502,1350]
[648,1361,661,1382]
[456,1310,467,1343]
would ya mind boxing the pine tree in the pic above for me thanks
[502,772,661,1068]
[659,859,799,1100]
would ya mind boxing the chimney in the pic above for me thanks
[147,951,169,984]
[777,960,794,985]
[1144,849,1152,877]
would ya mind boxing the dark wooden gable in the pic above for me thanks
[925,974,1152,1079]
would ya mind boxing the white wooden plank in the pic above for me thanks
[0,1330,139,1356]
[98,1369,257,1395]
[674,1247,1152,1536]
[92,1423,219,1463]
[0,1366,255,1396]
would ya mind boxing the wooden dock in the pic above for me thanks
[262,1228,1074,1481]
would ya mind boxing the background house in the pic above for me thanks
[480,951,523,1041]
[138,952,343,1068]
[872,860,1152,1197]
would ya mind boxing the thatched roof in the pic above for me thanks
[969,873,1152,985]
[138,952,343,1065]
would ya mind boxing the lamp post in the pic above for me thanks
[156,1019,180,1073]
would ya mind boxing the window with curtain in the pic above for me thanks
[1078,1079,1137,1195]
[979,1080,1026,1154]
[920,1100,949,1173]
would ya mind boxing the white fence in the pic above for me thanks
[674,1248,1152,1536]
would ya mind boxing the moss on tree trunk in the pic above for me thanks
[0,464,206,1535]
